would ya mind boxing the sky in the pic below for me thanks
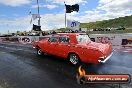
[0,0,132,34]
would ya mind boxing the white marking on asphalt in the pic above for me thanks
[123,50,132,53]
[17,49,23,50]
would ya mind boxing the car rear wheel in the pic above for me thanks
[69,53,80,65]
[37,48,43,56]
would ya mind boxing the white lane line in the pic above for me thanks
[122,50,132,53]
[113,48,132,53]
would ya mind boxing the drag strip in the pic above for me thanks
[0,42,132,88]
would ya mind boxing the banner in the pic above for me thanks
[32,14,40,20]
[67,20,80,30]
[122,38,132,47]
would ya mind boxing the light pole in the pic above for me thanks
[37,0,40,26]
[64,2,67,29]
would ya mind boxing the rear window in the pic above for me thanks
[76,34,91,43]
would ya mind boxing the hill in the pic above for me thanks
[80,15,132,29]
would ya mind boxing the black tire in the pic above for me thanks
[69,53,80,65]
[37,48,43,56]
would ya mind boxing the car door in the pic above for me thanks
[45,36,59,55]
[56,36,70,58]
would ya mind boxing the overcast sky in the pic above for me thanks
[0,0,132,34]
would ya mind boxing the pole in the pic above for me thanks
[7,30,9,38]
[37,0,40,26]
[64,2,66,29]
[65,11,66,29]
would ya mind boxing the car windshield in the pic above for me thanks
[76,34,91,44]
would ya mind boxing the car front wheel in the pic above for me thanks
[69,53,80,65]
[37,48,43,56]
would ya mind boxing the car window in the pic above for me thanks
[48,37,59,42]
[59,37,70,43]
[76,34,91,43]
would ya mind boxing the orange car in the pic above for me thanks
[33,33,113,65]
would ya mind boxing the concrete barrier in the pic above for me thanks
[0,34,132,49]
[0,36,48,44]
[89,34,132,49]
[18,36,49,44]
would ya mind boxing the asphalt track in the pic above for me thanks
[0,42,132,88]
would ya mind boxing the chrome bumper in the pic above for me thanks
[98,52,113,63]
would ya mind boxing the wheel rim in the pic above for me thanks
[38,49,42,55]
[70,54,79,65]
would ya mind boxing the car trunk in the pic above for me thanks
[87,42,112,56]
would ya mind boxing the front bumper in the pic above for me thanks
[98,52,113,63]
